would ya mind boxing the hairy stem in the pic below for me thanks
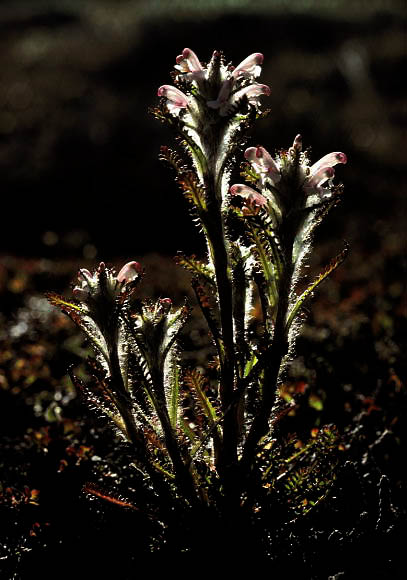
[197,127,239,500]
[239,224,295,479]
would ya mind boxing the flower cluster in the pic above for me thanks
[231,135,347,211]
[157,48,270,117]
[73,261,142,302]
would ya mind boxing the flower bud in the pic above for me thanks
[292,134,302,151]
[117,261,142,285]
[175,48,205,81]
[244,146,280,182]
[160,298,172,305]
[232,53,264,79]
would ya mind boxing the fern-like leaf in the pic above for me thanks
[46,292,110,365]
[286,243,349,332]
[174,252,215,286]
[164,345,181,430]
[184,369,220,430]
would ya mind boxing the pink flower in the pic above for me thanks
[305,152,347,194]
[232,53,264,79]
[160,298,172,306]
[230,184,267,207]
[207,51,269,115]
[175,48,205,82]
[308,152,347,178]
[73,262,142,302]
[157,85,189,115]
[244,138,347,197]
[117,261,142,285]
[291,134,302,152]
[208,82,270,116]
[232,83,271,107]
[244,146,281,185]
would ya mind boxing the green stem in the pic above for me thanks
[198,145,240,512]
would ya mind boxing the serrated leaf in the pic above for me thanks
[286,243,349,332]
[159,145,187,173]
[69,367,128,438]
[179,416,199,445]
[174,253,215,286]
[184,369,219,428]
[46,292,85,314]
[47,292,110,364]
[245,221,279,312]
[240,162,260,186]
[160,304,191,365]
[177,171,207,211]
[159,145,207,211]
[164,345,181,430]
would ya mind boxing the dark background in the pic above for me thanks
[0,0,405,264]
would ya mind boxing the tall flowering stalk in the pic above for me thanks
[156,50,272,500]
[48,48,347,554]
[154,48,347,493]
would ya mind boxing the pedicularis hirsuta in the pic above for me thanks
[48,48,347,552]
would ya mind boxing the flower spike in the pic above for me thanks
[157,48,270,120]
[243,138,346,199]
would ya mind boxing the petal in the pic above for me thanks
[233,83,271,102]
[175,48,206,81]
[160,298,172,306]
[181,48,203,72]
[117,261,142,284]
[230,184,267,206]
[157,85,189,108]
[78,268,92,282]
[232,53,264,79]
[306,166,335,189]
[309,152,347,177]
[292,134,302,152]
[175,55,189,73]
[244,146,280,178]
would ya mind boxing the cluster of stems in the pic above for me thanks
[49,48,347,522]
